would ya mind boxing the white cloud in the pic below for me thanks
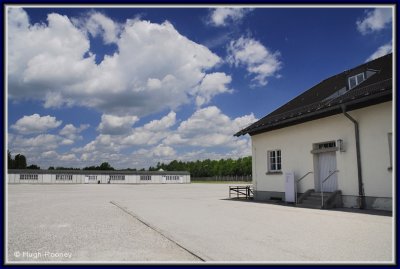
[97,114,139,135]
[194,72,232,107]
[11,114,62,134]
[84,12,121,44]
[227,36,282,86]
[67,107,255,169]
[59,123,90,140]
[121,111,176,145]
[59,153,78,162]
[8,8,228,117]
[10,134,62,152]
[209,8,252,27]
[164,106,256,150]
[366,41,392,62]
[356,8,392,35]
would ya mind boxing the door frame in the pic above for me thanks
[312,141,339,192]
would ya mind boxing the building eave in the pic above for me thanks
[235,81,392,137]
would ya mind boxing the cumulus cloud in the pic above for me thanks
[356,8,392,35]
[8,8,230,117]
[365,41,392,62]
[194,72,232,107]
[11,114,62,134]
[59,123,89,140]
[121,111,176,145]
[10,134,62,152]
[227,36,282,86]
[66,107,255,169]
[209,8,252,27]
[84,12,121,44]
[97,114,139,135]
[164,106,256,149]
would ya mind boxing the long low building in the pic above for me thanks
[7,169,191,184]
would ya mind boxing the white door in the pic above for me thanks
[316,152,338,192]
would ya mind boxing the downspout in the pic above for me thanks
[341,105,366,209]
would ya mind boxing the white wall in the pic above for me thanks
[8,173,191,185]
[252,101,392,198]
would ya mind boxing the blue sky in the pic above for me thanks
[7,6,393,169]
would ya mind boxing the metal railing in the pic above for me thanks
[321,170,339,208]
[229,185,253,199]
[295,171,313,204]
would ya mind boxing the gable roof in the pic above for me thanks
[235,53,393,137]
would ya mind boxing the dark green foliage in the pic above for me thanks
[83,162,114,171]
[27,164,40,170]
[8,151,40,170]
[8,151,14,169]
[55,167,80,170]
[14,154,27,169]
[155,156,252,177]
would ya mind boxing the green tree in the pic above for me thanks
[8,151,14,169]
[14,154,27,169]
[99,162,114,170]
[27,164,40,170]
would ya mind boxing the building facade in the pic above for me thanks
[8,170,191,184]
[236,54,393,211]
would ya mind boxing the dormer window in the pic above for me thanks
[348,73,365,89]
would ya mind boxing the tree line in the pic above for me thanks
[148,156,252,177]
[8,151,252,177]
[8,151,40,169]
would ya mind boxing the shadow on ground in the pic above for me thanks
[221,198,392,217]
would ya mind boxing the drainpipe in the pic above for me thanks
[341,105,366,209]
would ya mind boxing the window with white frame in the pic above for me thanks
[110,175,125,180]
[55,174,73,180]
[87,175,97,180]
[166,175,179,180]
[20,174,38,180]
[348,72,365,89]
[267,150,282,172]
[140,175,152,181]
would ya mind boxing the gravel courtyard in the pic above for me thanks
[7,184,393,264]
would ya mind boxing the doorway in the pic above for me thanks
[316,151,338,192]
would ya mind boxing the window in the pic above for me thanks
[56,174,73,180]
[87,175,97,180]
[267,150,281,172]
[140,175,152,181]
[388,133,392,169]
[166,175,179,180]
[348,72,365,89]
[20,174,38,180]
[110,175,125,180]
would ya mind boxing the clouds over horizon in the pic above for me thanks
[9,107,256,169]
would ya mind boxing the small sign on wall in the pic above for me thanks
[285,172,295,203]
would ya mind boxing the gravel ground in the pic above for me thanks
[7,184,393,264]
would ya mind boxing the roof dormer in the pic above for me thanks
[348,72,365,90]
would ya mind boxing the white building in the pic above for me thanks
[8,170,191,184]
[235,54,393,211]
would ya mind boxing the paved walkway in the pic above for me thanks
[7,184,393,263]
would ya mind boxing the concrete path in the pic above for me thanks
[7,184,393,263]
